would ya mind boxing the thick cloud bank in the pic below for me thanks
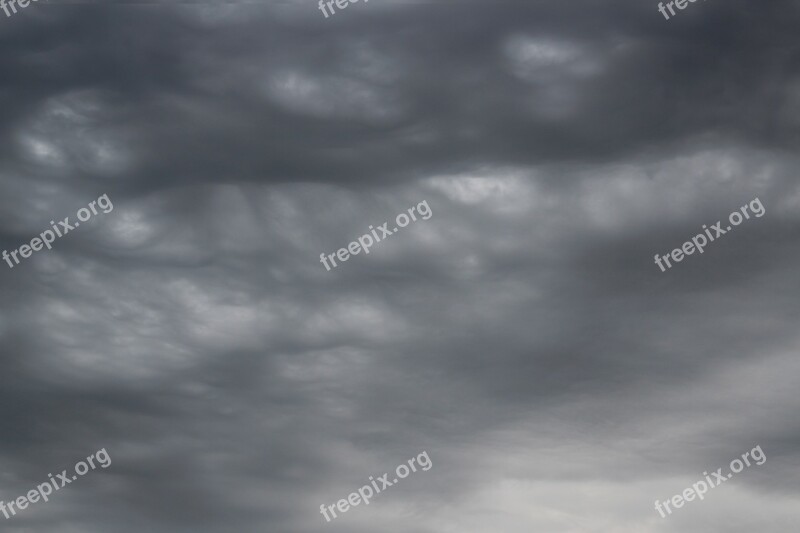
[0,0,799,531]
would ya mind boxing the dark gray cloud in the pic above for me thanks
[1,0,799,531]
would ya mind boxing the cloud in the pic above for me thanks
[0,0,799,531]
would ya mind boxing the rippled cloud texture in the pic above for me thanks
[1,0,799,531]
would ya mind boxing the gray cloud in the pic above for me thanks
[1,0,799,531]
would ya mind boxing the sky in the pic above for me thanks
[1,0,799,531]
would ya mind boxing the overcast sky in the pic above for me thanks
[1,0,799,531]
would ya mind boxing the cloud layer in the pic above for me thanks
[1,0,799,531]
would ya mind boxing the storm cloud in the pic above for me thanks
[0,0,799,531]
